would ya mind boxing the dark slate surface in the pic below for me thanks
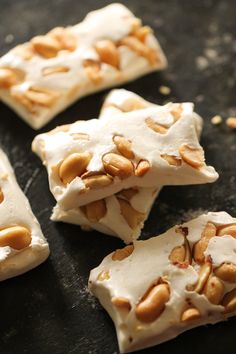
[0,0,236,353]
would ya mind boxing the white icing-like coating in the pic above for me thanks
[0,4,167,129]
[89,212,236,353]
[0,149,49,281]
[32,99,218,210]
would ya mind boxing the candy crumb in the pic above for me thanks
[159,85,171,95]
[226,117,236,129]
[211,115,222,125]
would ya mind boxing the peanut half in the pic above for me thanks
[179,144,205,169]
[119,36,158,65]
[83,59,102,84]
[24,86,60,107]
[214,262,236,283]
[49,27,77,52]
[193,222,216,264]
[81,199,107,223]
[161,154,182,166]
[0,67,25,89]
[102,153,134,179]
[192,262,212,294]
[59,152,91,184]
[222,288,236,314]
[135,160,150,177]
[0,188,4,203]
[82,173,113,189]
[145,117,167,134]
[181,307,201,322]
[112,297,131,312]
[170,104,183,121]
[117,188,138,201]
[118,198,145,230]
[42,66,70,76]
[217,223,236,238]
[113,135,134,159]
[31,35,62,58]
[112,245,134,261]
[133,26,152,43]
[95,40,119,68]
[135,283,170,323]
[169,238,191,265]
[203,275,224,305]
[97,270,110,281]
[0,226,31,250]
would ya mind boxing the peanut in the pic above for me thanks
[170,104,183,121]
[0,188,4,203]
[59,152,91,184]
[135,283,170,323]
[113,135,134,159]
[119,36,158,65]
[70,133,89,141]
[203,275,224,305]
[14,44,34,60]
[133,26,152,43]
[97,270,110,281]
[181,307,201,322]
[83,59,102,84]
[118,198,145,229]
[193,222,216,264]
[222,288,236,313]
[145,117,167,134]
[81,199,106,222]
[120,97,146,112]
[161,154,182,166]
[179,144,205,169]
[0,67,25,89]
[31,35,61,58]
[112,297,131,311]
[42,66,69,76]
[135,160,150,177]
[226,117,236,129]
[95,40,119,68]
[11,92,36,113]
[117,188,138,200]
[24,86,59,107]
[102,153,134,179]
[0,226,31,250]
[112,245,134,261]
[49,27,77,51]
[169,239,191,264]
[82,173,113,189]
[217,224,236,239]
[193,262,212,293]
[214,263,236,283]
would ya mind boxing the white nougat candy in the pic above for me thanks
[51,89,202,243]
[89,212,236,353]
[32,98,218,211]
[0,3,167,129]
[0,149,49,281]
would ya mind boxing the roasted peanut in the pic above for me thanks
[192,262,212,293]
[135,160,150,177]
[214,262,236,283]
[145,117,167,134]
[179,144,205,169]
[0,226,31,250]
[222,288,236,313]
[0,67,25,89]
[112,297,131,311]
[97,270,110,281]
[181,307,201,322]
[135,283,170,323]
[0,188,4,203]
[14,44,34,60]
[31,35,61,58]
[102,153,134,179]
[133,26,152,42]
[42,66,70,76]
[59,152,91,184]
[119,36,158,65]
[113,135,134,159]
[161,154,182,166]
[117,188,138,200]
[112,245,134,261]
[82,173,113,189]
[193,223,216,264]
[170,104,183,121]
[120,97,146,112]
[217,223,236,239]
[203,275,224,305]
[24,86,59,107]
[11,92,36,113]
[49,27,77,51]
[118,198,145,229]
[81,199,106,222]
[169,239,191,264]
[83,59,102,84]
[95,40,119,68]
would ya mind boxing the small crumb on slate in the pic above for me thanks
[211,115,222,125]
[196,56,209,70]
[5,34,14,44]
[226,117,236,129]
[159,85,171,95]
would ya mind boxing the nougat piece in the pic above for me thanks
[0,149,49,281]
[0,4,167,129]
[89,212,236,353]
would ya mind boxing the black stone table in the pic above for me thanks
[0,0,236,353]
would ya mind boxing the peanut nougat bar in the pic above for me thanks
[0,149,49,281]
[51,89,202,243]
[32,100,218,210]
[89,212,236,353]
[0,3,167,129]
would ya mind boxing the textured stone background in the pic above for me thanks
[0,0,235,353]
